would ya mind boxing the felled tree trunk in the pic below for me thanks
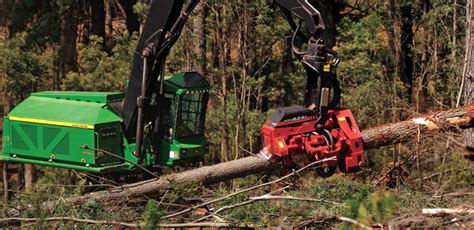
[53,104,474,207]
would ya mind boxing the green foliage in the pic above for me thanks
[165,181,201,203]
[0,33,44,104]
[205,94,269,161]
[8,1,58,47]
[8,0,79,50]
[442,154,474,189]
[62,33,138,91]
[337,13,402,128]
[133,0,151,23]
[142,199,165,230]
[309,176,398,226]
[212,187,274,226]
[78,200,106,220]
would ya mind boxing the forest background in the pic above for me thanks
[0,0,472,228]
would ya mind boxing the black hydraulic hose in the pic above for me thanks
[327,48,341,109]
[323,128,334,150]
[155,0,199,61]
[326,48,340,65]
[135,46,152,158]
[291,22,307,55]
[321,131,331,151]
[169,0,199,34]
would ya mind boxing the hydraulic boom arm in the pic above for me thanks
[121,0,337,158]
[121,0,199,157]
[120,0,364,175]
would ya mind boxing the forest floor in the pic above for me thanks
[109,166,474,228]
[1,146,471,229]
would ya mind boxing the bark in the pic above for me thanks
[193,1,206,76]
[90,0,105,39]
[417,0,430,113]
[453,0,458,58]
[48,104,474,207]
[79,0,90,44]
[463,0,474,149]
[385,0,399,122]
[104,0,113,51]
[0,0,6,27]
[216,4,230,162]
[56,2,79,89]
[16,164,23,190]
[2,91,9,202]
[2,162,8,202]
[23,164,35,192]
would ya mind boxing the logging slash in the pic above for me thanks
[47,104,474,207]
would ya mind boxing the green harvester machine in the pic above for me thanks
[0,1,217,177]
[0,72,210,174]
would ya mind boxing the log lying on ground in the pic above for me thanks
[56,104,474,206]
[422,208,474,216]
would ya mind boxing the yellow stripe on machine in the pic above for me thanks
[9,116,94,129]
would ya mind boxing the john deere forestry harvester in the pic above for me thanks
[0,0,365,179]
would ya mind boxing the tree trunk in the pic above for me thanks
[16,164,23,191]
[400,2,414,102]
[0,0,7,39]
[47,104,474,207]
[216,4,230,162]
[463,0,474,149]
[104,0,113,51]
[2,162,8,203]
[2,90,8,203]
[57,2,78,89]
[117,0,139,35]
[453,0,458,58]
[385,0,399,121]
[193,1,206,76]
[417,0,430,113]
[79,0,91,44]
[90,0,105,40]
[23,164,35,192]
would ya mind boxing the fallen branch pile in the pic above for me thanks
[0,215,375,229]
[50,104,474,207]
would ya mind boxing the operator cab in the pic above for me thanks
[158,71,210,166]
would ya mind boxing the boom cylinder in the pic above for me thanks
[135,46,153,158]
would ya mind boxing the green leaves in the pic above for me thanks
[62,33,138,92]
[142,199,166,230]
[0,33,44,104]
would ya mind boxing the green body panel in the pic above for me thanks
[0,72,210,173]
[7,94,123,126]
[32,91,125,103]
[160,135,208,166]
[0,92,130,173]
[8,121,96,163]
